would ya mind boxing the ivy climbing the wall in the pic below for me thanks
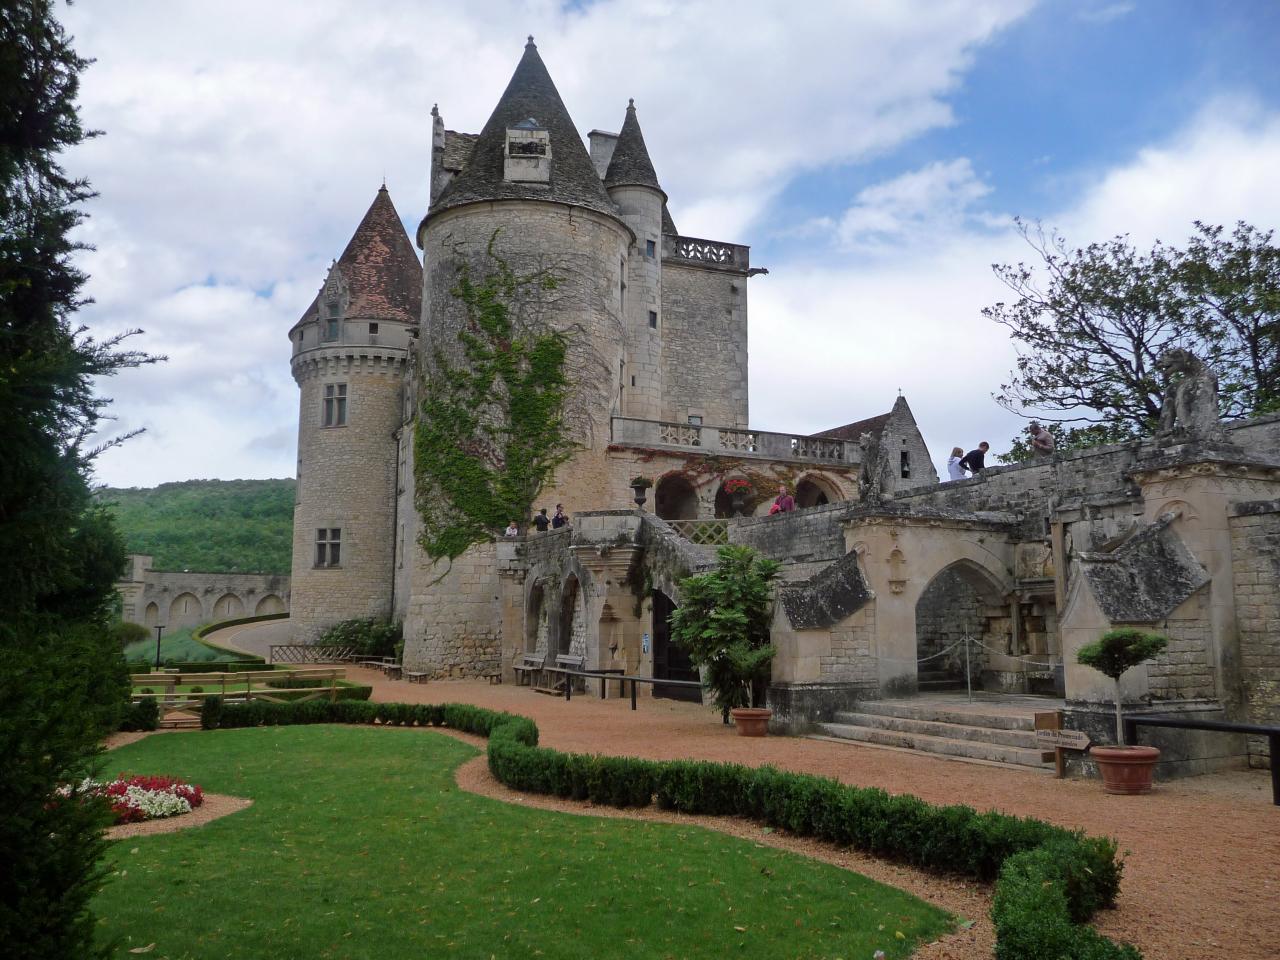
[414,237,574,559]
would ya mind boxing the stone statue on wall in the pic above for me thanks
[1154,348,1226,444]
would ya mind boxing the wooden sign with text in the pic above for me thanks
[1035,728,1091,750]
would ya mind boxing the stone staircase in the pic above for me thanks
[814,696,1057,770]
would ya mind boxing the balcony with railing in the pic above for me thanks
[610,417,858,465]
[662,234,750,273]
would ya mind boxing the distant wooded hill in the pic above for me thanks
[98,478,296,575]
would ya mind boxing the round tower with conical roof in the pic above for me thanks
[416,37,633,514]
[604,98,667,421]
[288,185,422,640]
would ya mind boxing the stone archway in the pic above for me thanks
[525,581,550,656]
[144,602,160,627]
[654,474,698,520]
[914,560,1010,691]
[169,592,203,628]
[558,576,586,658]
[212,593,245,621]
[651,590,699,702]
[255,594,285,616]
[796,473,840,509]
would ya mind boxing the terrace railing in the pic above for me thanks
[612,417,856,464]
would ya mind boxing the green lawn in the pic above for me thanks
[95,727,952,959]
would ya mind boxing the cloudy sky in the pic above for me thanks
[66,0,1280,488]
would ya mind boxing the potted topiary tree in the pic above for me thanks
[670,545,780,736]
[629,476,653,508]
[1076,627,1169,795]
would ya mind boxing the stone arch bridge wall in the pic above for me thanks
[115,555,290,629]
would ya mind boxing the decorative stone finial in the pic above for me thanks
[628,98,635,109]
[526,34,535,47]
[430,103,439,118]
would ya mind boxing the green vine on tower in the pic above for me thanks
[413,235,574,559]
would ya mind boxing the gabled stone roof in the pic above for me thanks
[812,412,891,444]
[1077,514,1210,623]
[427,39,619,222]
[604,100,664,196]
[299,186,421,326]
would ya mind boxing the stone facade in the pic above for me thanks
[116,555,289,630]
[1229,499,1280,765]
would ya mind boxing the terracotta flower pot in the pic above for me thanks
[1089,745,1161,795]
[729,707,772,737]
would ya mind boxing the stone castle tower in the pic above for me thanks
[287,187,421,639]
[289,39,932,663]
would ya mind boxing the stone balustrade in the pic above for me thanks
[662,234,750,273]
[611,417,857,464]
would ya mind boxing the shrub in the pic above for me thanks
[189,686,203,694]
[118,698,159,732]
[111,621,149,648]
[200,696,222,730]
[318,617,403,659]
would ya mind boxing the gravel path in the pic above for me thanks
[350,671,1278,960]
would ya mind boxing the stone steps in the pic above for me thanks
[815,721,1048,767]
[813,699,1053,769]
[828,711,1040,749]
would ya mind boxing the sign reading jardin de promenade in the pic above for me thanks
[1035,728,1091,750]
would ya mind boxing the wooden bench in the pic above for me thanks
[484,671,503,685]
[404,671,429,684]
[536,654,585,696]
[513,654,544,687]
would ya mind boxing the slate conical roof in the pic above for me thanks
[604,100,664,196]
[427,39,619,221]
[299,186,422,325]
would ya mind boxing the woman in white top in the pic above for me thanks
[946,446,967,481]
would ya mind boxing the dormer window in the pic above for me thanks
[504,118,551,183]
[319,265,348,342]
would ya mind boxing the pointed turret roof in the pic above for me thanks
[428,38,619,221]
[299,186,421,326]
[604,100,664,196]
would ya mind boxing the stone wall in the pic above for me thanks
[1144,590,1217,702]
[729,500,851,564]
[1229,499,1280,767]
[659,260,748,428]
[401,541,502,678]
[116,556,290,630]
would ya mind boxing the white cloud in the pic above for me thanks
[832,157,998,251]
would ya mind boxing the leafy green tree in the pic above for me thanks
[988,219,1279,456]
[670,546,780,712]
[0,3,156,956]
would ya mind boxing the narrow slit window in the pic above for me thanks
[648,310,658,329]
[645,239,656,257]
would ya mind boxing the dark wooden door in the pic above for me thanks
[652,591,700,702]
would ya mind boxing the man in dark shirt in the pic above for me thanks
[532,508,550,533]
[551,504,568,529]
[958,442,990,474]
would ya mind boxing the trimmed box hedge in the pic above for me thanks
[201,699,1139,958]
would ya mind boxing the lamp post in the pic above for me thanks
[153,624,166,671]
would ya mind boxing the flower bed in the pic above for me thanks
[61,775,205,824]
